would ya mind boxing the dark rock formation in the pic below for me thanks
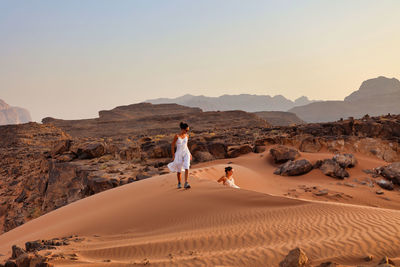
[228,145,253,158]
[376,179,394,191]
[274,159,313,176]
[319,159,349,179]
[270,146,300,163]
[332,153,357,168]
[378,162,400,184]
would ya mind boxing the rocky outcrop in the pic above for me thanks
[376,179,394,191]
[270,146,300,163]
[319,159,349,179]
[279,247,308,267]
[332,153,357,168]
[274,159,313,176]
[378,162,400,185]
[228,145,253,158]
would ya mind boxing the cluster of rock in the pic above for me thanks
[1,236,84,267]
[271,146,356,179]
[270,145,400,195]
[279,247,397,267]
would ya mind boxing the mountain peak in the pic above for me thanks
[345,76,400,102]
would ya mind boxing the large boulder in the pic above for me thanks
[376,179,394,190]
[379,162,400,184]
[72,142,105,159]
[279,247,308,267]
[11,245,26,259]
[270,146,300,163]
[193,151,215,162]
[274,159,313,176]
[207,142,228,159]
[228,145,253,158]
[25,241,45,252]
[50,139,72,157]
[87,177,119,195]
[319,159,349,179]
[332,153,357,168]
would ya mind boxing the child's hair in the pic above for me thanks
[225,166,233,173]
[180,122,189,130]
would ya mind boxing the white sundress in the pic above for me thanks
[168,135,191,173]
[224,177,240,189]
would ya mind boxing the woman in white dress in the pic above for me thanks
[168,122,192,189]
[217,166,240,189]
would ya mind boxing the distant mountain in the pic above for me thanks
[147,94,316,112]
[289,76,400,122]
[0,99,31,125]
[345,76,400,102]
[253,111,305,126]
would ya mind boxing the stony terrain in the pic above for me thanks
[0,103,399,236]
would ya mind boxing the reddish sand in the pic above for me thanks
[0,148,400,266]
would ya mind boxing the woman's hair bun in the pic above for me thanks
[225,166,233,173]
[180,122,189,129]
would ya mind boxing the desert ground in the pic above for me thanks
[0,146,399,266]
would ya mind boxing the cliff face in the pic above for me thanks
[0,99,32,125]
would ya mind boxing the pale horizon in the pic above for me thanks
[1,0,399,122]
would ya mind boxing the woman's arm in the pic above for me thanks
[187,134,193,161]
[217,176,226,183]
[171,135,178,159]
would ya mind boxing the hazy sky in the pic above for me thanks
[1,0,399,122]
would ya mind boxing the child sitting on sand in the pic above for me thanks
[217,166,240,189]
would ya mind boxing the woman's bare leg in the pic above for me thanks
[177,172,182,184]
[184,169,189,183]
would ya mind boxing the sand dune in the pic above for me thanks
[1,149,400,266]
